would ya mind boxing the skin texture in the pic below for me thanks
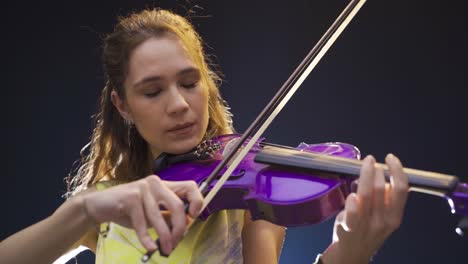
[322,154,409,264]
[0,177,205,264]
[82,176,203,254]
[112,36,210,157]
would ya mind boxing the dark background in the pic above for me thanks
[2,0,467,263]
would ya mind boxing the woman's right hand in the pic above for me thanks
[81,175,203,255]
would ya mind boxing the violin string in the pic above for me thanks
[258,145,458,191]
[260,141,296,149]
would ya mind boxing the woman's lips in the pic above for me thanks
[167,123,195,137]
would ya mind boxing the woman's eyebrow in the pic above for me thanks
[133,76,162,89]
[133,67,200,89]
[177,67,200,77]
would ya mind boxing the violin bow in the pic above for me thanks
[142,0,367,261]
[200,0,367,210]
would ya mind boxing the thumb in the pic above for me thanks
[343,193,360,232]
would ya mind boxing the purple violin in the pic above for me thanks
[155,134,468,234]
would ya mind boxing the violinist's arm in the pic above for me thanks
[242,211,286,264]
[0,193,95,264]
[67,228,98,253]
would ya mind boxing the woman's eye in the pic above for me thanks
[181,82,197,89]
[144,90,161,97]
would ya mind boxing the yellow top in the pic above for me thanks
[95,182,245,264]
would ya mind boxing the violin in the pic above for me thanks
[153,134,468,231]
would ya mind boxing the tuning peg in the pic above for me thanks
[455,217,468,236]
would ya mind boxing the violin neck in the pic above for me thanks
[256,145,459,194]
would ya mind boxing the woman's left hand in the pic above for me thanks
[321,154,409,264]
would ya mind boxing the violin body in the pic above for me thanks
[157,134,361,227]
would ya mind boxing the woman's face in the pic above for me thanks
[113,36,209,157]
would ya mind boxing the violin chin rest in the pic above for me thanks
[456,217,468,236]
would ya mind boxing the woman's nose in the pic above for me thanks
[166,86,189,115]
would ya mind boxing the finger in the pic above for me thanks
[186,182,203,218]
[127,201,157,252]
[343,193,360,232]
[166,180,204,218]
[384,184,392,207]
[335,209,344,224]
[386,154,409,227]
[333,210,345,242]
[357,155,376,216]
[151,181,187,248]
[141,185,173,255]
[373,163,386,217]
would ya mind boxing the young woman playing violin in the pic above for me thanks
[0,8,409,264]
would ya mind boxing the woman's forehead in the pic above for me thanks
[126,37,198,85]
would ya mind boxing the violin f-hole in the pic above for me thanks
[216,169,246,180]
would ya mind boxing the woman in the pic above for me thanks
[0,8,408,264]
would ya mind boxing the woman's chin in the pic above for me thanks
[163,135,202,155]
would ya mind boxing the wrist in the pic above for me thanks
[41,195,97,252]
[321,241,370,264]
[78,195,100,231]
[54,195,97,233]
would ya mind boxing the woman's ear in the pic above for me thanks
[110,90,133,122]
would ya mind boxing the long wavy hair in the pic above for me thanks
[66,9,234,197]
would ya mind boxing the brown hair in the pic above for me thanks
[66,8,233,197]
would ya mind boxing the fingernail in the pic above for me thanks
[146,238,157,251]
[167,240,173,254]
[349,194,357,212]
